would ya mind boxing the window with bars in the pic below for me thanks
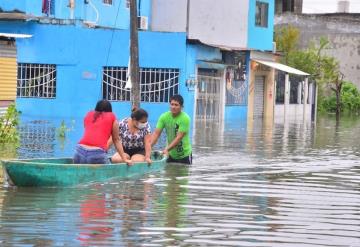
[17,63,56,98]
[102,67,179,102]
[103,0,113,5]
[255,1,269,27]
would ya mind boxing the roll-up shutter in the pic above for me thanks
[0,40,17,101]
[254,76,265,118]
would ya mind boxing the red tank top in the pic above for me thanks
[79,111,116,150]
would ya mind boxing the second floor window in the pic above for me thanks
[103,0,113,5]
[255,1,269,27]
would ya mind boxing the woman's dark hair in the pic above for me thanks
[131,107,148,121]
[170,94,184,106]
[93,99,112,122]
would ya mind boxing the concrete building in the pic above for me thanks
[275,0,360,90]
[153,0,285,124]
[0,0,190,121]
[0,0,292,128]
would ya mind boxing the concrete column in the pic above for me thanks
[303,77,308,122]
[314,81,318,123]
[284,73,290,121]
[297,82,302,104]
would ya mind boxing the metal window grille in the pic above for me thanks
[17,63,56,98]
[103,0,113,5]
[102,67,179,102]
[226,79,247,105]
[225,66,248,105]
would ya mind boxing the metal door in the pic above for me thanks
[254,76,265,118]
[196,74,223,121]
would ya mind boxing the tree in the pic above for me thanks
[275,28,345,118]
[321,55,344,120]
[274,25,300,64]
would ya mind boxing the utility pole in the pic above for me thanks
[130,0,140,108]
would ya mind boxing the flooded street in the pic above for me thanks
[1,116,360,246]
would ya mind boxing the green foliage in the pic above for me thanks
[340,82,360,113]
[0,104,20,144]
[56,120,75,138]
[287,37,336,86]
[275,27,347,116]
[275,25,300,64]
[57,120,68,138]
[318,81,360,114]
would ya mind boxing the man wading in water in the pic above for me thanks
[151,94,192,164]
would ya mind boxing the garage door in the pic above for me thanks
[0,40,17,101]
[254,76,265,118]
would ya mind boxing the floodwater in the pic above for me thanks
[0,115,360,246]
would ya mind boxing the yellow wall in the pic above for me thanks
[0,57,17,101]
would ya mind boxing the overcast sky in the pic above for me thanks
[303,0,360,13]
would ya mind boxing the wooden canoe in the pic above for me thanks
[1,152,167,187]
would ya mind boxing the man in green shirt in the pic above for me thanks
[152,94,192,164]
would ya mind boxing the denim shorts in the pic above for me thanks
[73,145,109,164]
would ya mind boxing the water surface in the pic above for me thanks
[0,115,360,246]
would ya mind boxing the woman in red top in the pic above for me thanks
[74,100,131,164]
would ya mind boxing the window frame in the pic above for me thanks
[17,63,57,99]
[103,0,113,5]
[102,67,180,103]
[255,1,269,28]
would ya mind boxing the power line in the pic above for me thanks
[105,1,123,67]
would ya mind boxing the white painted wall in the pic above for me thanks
[151,0,250,49]
[274,104,312,123]
[303,0,360,13]
[188,0,249,48]
[151,0,188,32]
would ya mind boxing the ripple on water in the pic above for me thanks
[1,117,360,245]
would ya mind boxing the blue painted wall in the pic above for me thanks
[0,21,189,123]
[83,0,129,29]
[1,0,151,30]
[193,44,222,62]
[225,106,248,121]
[1,1,26,13]
[247,0,274,51]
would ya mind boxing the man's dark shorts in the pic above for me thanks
[167,154,192,164]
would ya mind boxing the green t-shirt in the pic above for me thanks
[156,111,192,159]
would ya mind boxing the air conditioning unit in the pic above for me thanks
[137,16,148,30]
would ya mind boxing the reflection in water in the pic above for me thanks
[0,116,360,246]
[18,120,56,158]
[78,193,113,245]
[0,144,17,183]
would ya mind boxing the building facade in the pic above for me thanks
[152,0,276,123]
[275,0,360,94]
[0,0,276,126]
